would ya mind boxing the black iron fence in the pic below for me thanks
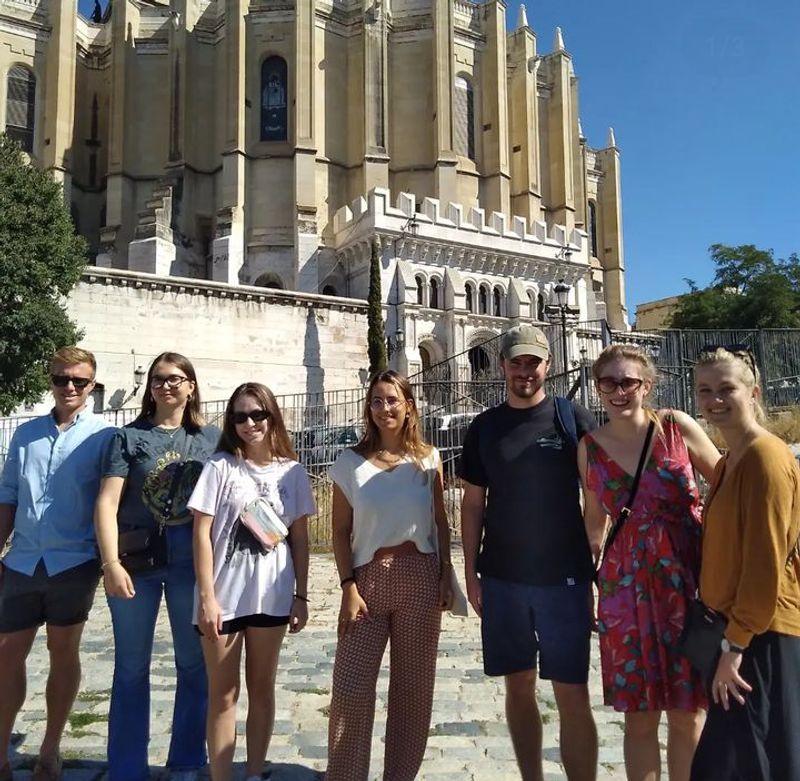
[4,325,800,547]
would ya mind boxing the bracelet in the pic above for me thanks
[340,576,355,588]
[101,559,120,570]
[293,594,309,603]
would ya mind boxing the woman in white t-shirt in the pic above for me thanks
[188,382,315,781]
[325,369,454,781]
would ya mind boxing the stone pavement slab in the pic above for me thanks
[9,551,668,780]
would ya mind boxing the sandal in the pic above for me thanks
[31,754,62,781]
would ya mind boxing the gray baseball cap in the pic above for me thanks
[500,325,551,360]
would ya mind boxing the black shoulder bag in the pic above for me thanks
[679,529,800,686]
[595,420,655,579]
[118,433,194,574]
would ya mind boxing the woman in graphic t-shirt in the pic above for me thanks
[325,369,454,781]
[188,382,315,781]
[95,351,219,781]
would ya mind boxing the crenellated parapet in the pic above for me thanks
[332,187,589,286]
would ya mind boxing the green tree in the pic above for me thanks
[668,244,800,329]
[366,239,387,375]
[0,135,87,414]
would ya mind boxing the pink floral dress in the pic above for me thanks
[585,415,707,712]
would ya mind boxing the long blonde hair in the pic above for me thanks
[593,344,663,432]
[695,347,766,422]
[353,370,432,462]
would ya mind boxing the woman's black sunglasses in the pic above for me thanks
[231,410,271,425]
[699,344,756,373]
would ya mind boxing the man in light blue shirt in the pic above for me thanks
[0,347,114,781]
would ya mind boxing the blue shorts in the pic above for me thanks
[480,576,592,683]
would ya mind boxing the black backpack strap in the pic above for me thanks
[554,396,578,449]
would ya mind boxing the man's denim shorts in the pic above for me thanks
[480,575,592,683]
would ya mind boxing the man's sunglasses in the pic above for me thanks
[232,410,271,425]
[51,374,93,389]
[596,377,644,394]
[699,344,757,373]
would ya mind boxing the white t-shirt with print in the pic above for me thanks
[188,453,316,622]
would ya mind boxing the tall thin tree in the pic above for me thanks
[367,239,388,375]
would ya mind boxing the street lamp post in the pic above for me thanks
[554,279,571,377]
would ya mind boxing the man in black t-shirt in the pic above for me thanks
[459,324,599,781]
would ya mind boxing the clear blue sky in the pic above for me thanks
[504,0,799,313]
[78,0,798,314]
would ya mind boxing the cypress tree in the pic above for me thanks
[367,238,388,375]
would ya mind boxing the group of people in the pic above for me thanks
[0,329,797,781]
[459,326,800,781]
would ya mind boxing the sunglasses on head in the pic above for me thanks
[596,377,644,394]
[51,374,93,389]
[699,344,756,373]
[231,409,270,425]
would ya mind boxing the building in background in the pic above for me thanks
[0,0,628,405]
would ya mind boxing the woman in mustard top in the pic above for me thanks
[691,347,800,781]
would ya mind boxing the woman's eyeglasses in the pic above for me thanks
[232,410,271,425]
[369,396,405,411]
[150,374,189,389]
[596,377,644,394]
[51,375,93,389]
[699,344,757,374]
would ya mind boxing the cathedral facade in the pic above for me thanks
[1,0,627,393]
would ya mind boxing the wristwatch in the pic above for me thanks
[720,638,745,654]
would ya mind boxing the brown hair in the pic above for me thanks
[136,352,205,431]
[50,346,97,375]
[593,344,662,432]
[695,347,766,422]
[217,382,297,461]
[353,370,432,462]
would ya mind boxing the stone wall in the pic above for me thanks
[65,267,369,412]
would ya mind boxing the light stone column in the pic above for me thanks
[432,0,457,205]
[213,0,247,284]
[597,133,628,329]
[294,0,320,292]
[104,0,142,266]
[362,0,389,193]
[480,1,510,218]
[542,30,576,233]
[42,0,76,200]
[507,22,542,224]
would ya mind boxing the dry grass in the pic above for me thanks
[700,407,800,448]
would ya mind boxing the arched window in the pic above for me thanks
[322,284,337,296]
[429,277,440,309]
[493,287,503,317]
[254,272,284,289]
[415,275,425,305]
[6,65,36,153]
[588,200,598,258]
[479,285,488,315]
[465,283,474,313]
[260,56,288,142]
[537,293,545,321]
[454,74,475,161]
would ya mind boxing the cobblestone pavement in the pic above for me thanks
[9,551,665,780]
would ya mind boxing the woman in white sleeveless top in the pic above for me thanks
[325,370,453,781]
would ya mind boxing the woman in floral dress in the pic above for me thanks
[577,344,720,781]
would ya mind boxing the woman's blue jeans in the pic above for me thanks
[107,524,207,781]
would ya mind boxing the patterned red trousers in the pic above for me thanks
[326,551,442,781]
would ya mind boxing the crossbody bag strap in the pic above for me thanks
[598,420,656,568]
[159,430,196,527]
